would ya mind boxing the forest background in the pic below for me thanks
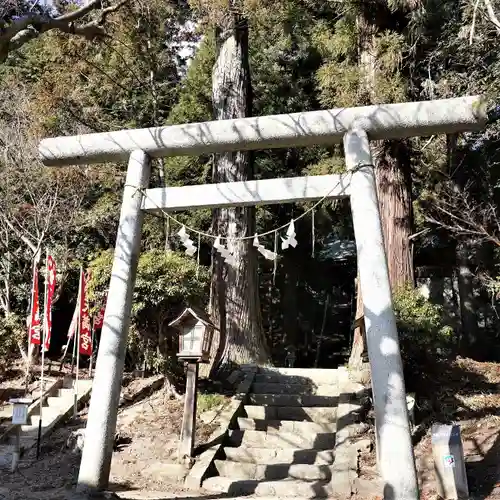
[1,0,500,390]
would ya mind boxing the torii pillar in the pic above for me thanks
[39,95,487,499]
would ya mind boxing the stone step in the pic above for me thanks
[244,405,337,423]
[28,405,61,423]
[57,388,75,397]
[251,383,337,396]
[224,446,334,465]
[228,429,336,449]
[203,476,330,497]
[237,417,336,434]
[248,394,338,407]
[214,460,332,481]
[256,368,340,386]
[45,396,69,409]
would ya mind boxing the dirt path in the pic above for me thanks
[358,357,500,500]
[0,375,225,500]
[3,358,500,500]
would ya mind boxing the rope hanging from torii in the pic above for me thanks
[132,169,365,270]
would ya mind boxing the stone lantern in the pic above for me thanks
[169,307,217,462]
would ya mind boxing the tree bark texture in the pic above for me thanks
[457,242,477,351]
[208,16,271,376]
[348,10,414,368]
[357,11,414,290]
[348,274,366,371]
[446,134,478,350]
[374,140,414,290]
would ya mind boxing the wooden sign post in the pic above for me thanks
[179,361,199,462]
[9,398,32,472]
[168,307,216,464]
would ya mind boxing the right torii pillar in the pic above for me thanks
[345,128,418,500]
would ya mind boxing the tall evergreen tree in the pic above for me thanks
[189,3,271,372]
[314,1,421,367]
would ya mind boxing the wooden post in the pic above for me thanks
[11,425,21,472]
[179,361,199,462]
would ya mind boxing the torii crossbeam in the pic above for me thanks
[39,95,487,500]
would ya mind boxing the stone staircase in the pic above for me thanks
[0,377,93,468]
[203,367,340,498]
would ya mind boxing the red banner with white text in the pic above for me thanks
[93,300,106,330]
[79,270,92,356]
[44,255,56,351]
[29,266,41,345]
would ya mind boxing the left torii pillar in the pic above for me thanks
[77,150,151,492]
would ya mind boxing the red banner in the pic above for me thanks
[44,255,56,351]
[29,266,41,345]
[93,307,105,329]
[93,301,106,330]
[79,270,92,356]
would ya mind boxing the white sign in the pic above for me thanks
[12,404,28,425]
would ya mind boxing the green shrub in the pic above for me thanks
[0,314,24,374]
[393,284,454,375]
[87,249,209,374]
[197,393,226,414]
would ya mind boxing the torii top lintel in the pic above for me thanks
[39,95,487,167]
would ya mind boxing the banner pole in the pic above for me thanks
[70,272,82,376]
[25,261,36,396]
[70,330,77,375]
[60,303,77,372]
[36,252,48,459]
[74,267,82,418]
[89,318,95,378]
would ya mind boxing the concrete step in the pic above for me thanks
[251,383,337,396]
[214,460,332,481]
[28,409,60,427]
[1,379,92,454]
[18,425,39,437]
[57,388,75,397]
[228,429,336,449]
[248,394,338,407]
[224,446,334,465]
[244,405,337,423]
[237,417,336,434]
[203,476,330,497]
[256,368,340,386]
[45,396,69,409]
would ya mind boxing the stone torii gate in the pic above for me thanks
[39,95,487,500]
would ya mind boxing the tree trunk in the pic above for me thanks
[457,242,477,351]
[348,273,365,370]
[374,140,414,290]
[357,11,414,290]
[208,16,270,376]
[348,8,414,366]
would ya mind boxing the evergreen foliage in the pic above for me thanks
[1,0,500,374]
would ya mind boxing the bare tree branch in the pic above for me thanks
[422,173,500,248]
[470,0,481,44]
[0,212,37,254]
[483,0,500,34]
[0,0,129,62]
